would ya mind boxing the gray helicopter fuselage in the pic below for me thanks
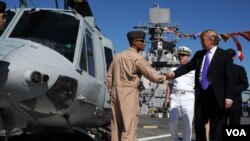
[0,7,113,130]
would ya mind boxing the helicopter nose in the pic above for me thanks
[0,60,10,96]
[23,70,50,84]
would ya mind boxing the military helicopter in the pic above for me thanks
[0,0,113,140]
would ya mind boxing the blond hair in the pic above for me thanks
[200,29,220,45]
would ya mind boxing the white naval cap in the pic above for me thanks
[177,46,192,56]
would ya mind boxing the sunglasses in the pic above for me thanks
[134,39,145,43]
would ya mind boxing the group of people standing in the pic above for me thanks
[106,29,249,141]
[166,30,249,141]
[1,1,248,141]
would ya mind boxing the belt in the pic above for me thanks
[172,90,194,94]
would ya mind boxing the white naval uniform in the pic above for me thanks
[169,66,195,141]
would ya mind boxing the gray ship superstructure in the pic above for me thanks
[135,4,180,115]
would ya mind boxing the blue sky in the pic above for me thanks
[5,0,250,100]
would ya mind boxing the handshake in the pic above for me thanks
[165,71,175,80]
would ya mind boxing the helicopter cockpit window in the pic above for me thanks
[86,32,95,77]
[9,10,79,62]
[80,35,87,71]
[0,10,16,36]
[104,47,113,71]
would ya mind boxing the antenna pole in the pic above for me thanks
[64,0,68,9]
[55,0,59,8]
[19,0,27,8]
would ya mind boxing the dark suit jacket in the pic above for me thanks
[174,47,234,109]
[231,64,249,110]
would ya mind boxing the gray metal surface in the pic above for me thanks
[137,115,250,141]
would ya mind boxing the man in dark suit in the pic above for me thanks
[225,48,249,125]
[166,29,234,141]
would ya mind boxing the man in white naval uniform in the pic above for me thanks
[165,46,195,141]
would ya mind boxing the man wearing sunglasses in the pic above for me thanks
[106,30,167,141]
[165,46,195,141]
[0,1,6,31]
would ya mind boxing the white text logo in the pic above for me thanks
[226,129,246,136]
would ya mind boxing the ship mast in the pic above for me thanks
[19,0,27,7]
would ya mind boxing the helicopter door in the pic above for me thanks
[102,46,113,109]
